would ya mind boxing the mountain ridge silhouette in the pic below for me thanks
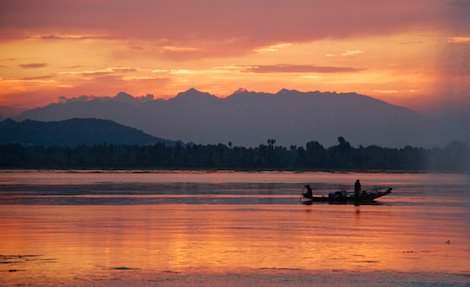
[15,88,454,147]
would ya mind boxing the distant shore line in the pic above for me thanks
[0,167,444,173]
[1,136,468,172]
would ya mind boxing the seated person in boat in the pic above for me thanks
[303,184,313,198]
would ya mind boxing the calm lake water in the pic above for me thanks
[1,170,470,286]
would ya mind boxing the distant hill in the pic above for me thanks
[15,89,459,148]
[0,118,172,146]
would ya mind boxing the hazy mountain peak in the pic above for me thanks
[173,88,217,101]
[233,88,249,94]
[276,88,302,96]
[180,87,203,95]
[114,91,135,103]
[227,89,274,99]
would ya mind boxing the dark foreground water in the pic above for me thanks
[0,170,469,286]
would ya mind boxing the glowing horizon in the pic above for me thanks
[0,0,469,116]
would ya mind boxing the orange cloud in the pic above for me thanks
[243,64,362,74]
[59,67,137,77]
[20,75,55,80]
[447,36,470,43]
[341,50,363,57]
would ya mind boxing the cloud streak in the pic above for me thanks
[448,36,470,43]
[60,67,137,77]
[243,64,363,74]
[341,50,363,57]
[19,63,48,69]
[38,34,113,40]
[20,75,55,81]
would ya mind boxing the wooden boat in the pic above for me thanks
[300,187,392,205]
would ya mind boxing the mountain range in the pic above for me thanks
[0,118,170,147]
[15,89,468,148]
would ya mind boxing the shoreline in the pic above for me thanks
[3,269,470,287]
[0,167,459,174]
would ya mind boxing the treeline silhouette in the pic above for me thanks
[0,137,468,171]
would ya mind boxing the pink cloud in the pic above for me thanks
[0,1,459,50]
[39,34,113,40]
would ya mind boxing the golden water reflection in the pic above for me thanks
[1,203,469,279]
[1,170,470,286]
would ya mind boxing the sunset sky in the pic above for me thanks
[0,0,469,116]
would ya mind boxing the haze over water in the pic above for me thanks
[1,170,470,286]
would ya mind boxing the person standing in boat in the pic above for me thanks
[303,184,313,198]
[354,179,361,199]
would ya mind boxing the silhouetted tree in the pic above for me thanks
[0,137,467,171]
